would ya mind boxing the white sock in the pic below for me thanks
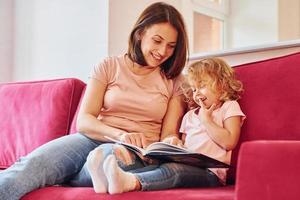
[103,155,137,194]
[86,148,108,193]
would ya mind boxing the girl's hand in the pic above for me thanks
[198,99,216,123]
[119,132,146,148]
[162,136,184,148]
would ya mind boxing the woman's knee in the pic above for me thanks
[91,143,114,156]
[91,143,134,165]
[112,144,134,165]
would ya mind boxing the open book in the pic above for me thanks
[105,136,230,168]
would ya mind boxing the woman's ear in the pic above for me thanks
[136,29,145,41]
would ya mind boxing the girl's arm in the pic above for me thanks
[203,116,242,151]
[198,100,242,150]
[160,94,186,146]
[76,78,128,141]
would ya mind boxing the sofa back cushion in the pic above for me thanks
[0,78,85,169]
[227,52,300,183]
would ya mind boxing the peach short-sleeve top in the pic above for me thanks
[90,55,184,144]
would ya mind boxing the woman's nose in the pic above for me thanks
[158,45,167,56]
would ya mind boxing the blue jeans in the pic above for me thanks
[0,133,221,200]
[133,163,222,191]
[0,133,104,200]
[93,144,222,191]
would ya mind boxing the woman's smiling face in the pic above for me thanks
[140,22,178,67]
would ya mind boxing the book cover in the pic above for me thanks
[105,136,230,168]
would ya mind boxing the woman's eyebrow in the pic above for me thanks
[153,35,177,44]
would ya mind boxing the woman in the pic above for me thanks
[0,2,188,199]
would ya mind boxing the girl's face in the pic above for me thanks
[140,22,178,67]
[191,79,221,109]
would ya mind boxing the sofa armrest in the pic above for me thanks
[235,140,300,200]
[0,78,85,169]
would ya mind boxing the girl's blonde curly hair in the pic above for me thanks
[182,57,243,109]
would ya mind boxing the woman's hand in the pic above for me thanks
[119,132,146,148]
[162,136,184,148]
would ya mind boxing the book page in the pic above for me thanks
[145,142,189,153]
[103,136,229,168]
[104,136,147,155]
[104,136,189,154]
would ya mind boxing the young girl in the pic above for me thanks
[89,57,246,194]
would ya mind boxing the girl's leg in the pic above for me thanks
[0,133,101,200]
[136,162,222,191]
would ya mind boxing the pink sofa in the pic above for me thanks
[1,52,300,200]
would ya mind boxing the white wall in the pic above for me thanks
[227,0,278,49]
[0,0,13,82]
[5,0,184,82]
[13,1,34,81]
[13,0,108,82]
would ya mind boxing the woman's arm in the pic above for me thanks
[76,78,128,141]
[160,94,186,146]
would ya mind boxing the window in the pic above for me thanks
[193,12,223,52]
[182,0,229,53]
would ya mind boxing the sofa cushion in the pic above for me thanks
[235,141,300,200]
[22,186,235,200]
[0,78,85,169]
[227,52,300,183]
